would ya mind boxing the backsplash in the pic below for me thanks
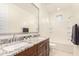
[0,35,13,44]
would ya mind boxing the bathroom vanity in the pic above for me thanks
[15,38,49,56]
[0,35,49,56]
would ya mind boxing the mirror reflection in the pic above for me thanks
[0,3,39,33]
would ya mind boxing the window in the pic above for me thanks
[0,4,8,33]
[56,15,63,22]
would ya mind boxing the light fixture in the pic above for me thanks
[57,8,61,11]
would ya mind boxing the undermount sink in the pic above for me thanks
[24,37,46,44]
[2,42,32,52]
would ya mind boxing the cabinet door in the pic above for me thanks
[37,41,45,55]
[37,39,49,56]
[44,39,50,56]
[28,45,38,56]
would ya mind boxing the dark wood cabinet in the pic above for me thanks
[37,39,49,56]
[15,38,49,56]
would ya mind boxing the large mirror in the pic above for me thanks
[0,3,39,34]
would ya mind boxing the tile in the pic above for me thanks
[50,48,73,56]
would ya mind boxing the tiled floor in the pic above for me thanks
[50,48,73,56]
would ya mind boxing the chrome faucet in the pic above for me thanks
[12,34,15,43]
[24,35,32,39]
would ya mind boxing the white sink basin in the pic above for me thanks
[24,37,46,44]
[24,38,39,43]
[3,42,32,52]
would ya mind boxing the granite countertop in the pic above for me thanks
[0,41,33,56]
[0,36,48,56]
[23,36,48,44]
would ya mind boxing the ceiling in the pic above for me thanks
[8,3,79,15]
[39,3,78,14]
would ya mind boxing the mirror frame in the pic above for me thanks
[32,3,39,33]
